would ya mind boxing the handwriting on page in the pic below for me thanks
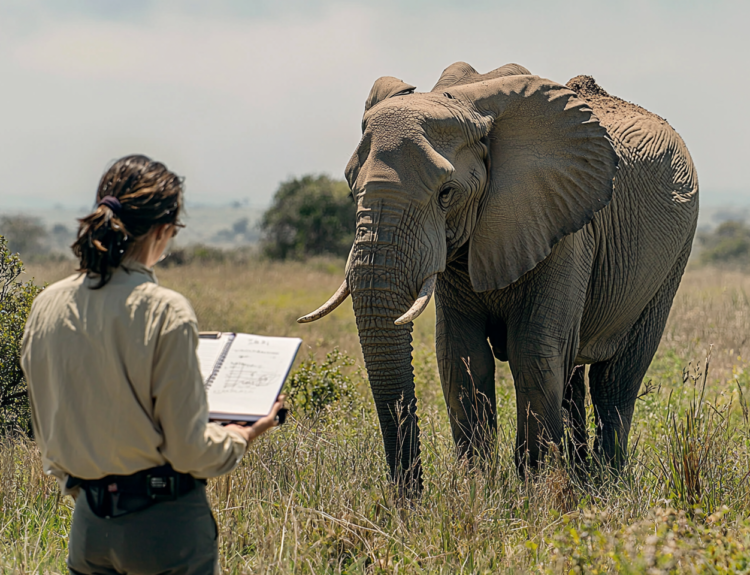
[214,359,276,391]
[210,338,284,394]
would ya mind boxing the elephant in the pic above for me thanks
[298,61,699,490]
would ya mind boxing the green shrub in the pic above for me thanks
[0,236,42,434]
[163,244,229,266]
[697,220,750,268]
[162,244,257,267]
[260,175,355,260]
[285,348,357,414]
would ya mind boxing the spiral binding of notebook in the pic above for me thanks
[204,333,236,390]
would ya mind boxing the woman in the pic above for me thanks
[21,155,283,574]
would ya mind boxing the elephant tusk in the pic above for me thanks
[297,280,350,323]
[394,274,437,325]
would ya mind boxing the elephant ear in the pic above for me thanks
[364,76,416,113]
[432,61,532,92]
[449,75,618,292]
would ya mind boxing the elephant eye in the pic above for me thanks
[439,186,454,209]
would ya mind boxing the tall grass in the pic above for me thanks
[5,259,750,573]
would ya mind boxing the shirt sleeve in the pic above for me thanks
[151,303,248,479]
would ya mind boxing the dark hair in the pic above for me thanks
[72,154,184,288]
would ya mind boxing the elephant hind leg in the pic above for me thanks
[589,239,692,468]
[563,365,588,471]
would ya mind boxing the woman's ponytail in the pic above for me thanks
[72,155,183,288]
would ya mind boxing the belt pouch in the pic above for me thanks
[84,483,154,519]
[84,483,110,518]
[80,465,197,518]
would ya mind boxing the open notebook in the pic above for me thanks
[197,332,302,422]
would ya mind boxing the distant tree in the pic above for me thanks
[212,217,259,244]
[261,175,355,260]
[232,218,249,236]
[697,220,750,268]
[0,236,42,434]
[0,216,48,257]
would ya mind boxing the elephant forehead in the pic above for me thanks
[363,95,488,155]
[351,96,486,196]
[355,151,450,200]
[364,104,427,152]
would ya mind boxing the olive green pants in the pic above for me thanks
[67,485,219,575]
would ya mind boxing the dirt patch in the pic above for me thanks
[566,74,670,130]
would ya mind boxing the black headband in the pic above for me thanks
[98,195,122,216]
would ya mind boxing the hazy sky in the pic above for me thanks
[1,0,747,210]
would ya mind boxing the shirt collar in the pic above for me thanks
[81,258,158,288]
[120,258,158,283]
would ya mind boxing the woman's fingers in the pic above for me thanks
[224,396,287,443]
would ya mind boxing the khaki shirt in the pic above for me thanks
[21,260,247,483]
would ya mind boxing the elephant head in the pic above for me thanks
[299,62,618,489]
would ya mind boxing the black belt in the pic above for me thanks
[67,464,206,519]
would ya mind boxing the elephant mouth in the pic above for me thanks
[297,273,437,326]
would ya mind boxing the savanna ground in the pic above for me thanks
[4,257,750,573]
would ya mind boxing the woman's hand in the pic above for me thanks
[224,396,285,445]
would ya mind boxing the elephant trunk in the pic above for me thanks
[348,249,423,492]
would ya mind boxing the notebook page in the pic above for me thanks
[207,334,302,418]
[196,333,234,383]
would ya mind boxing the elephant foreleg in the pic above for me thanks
[505,235,589,472]
[435,290,496,460]
[508,334,579,473]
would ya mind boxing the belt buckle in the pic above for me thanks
[146,474,177,501]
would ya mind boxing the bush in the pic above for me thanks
[161,244,258,267]
[697,220,750,268]
[260,175,355,260]
[163,244,230,266]
[285,348,357,414]
[0,236,42,434]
